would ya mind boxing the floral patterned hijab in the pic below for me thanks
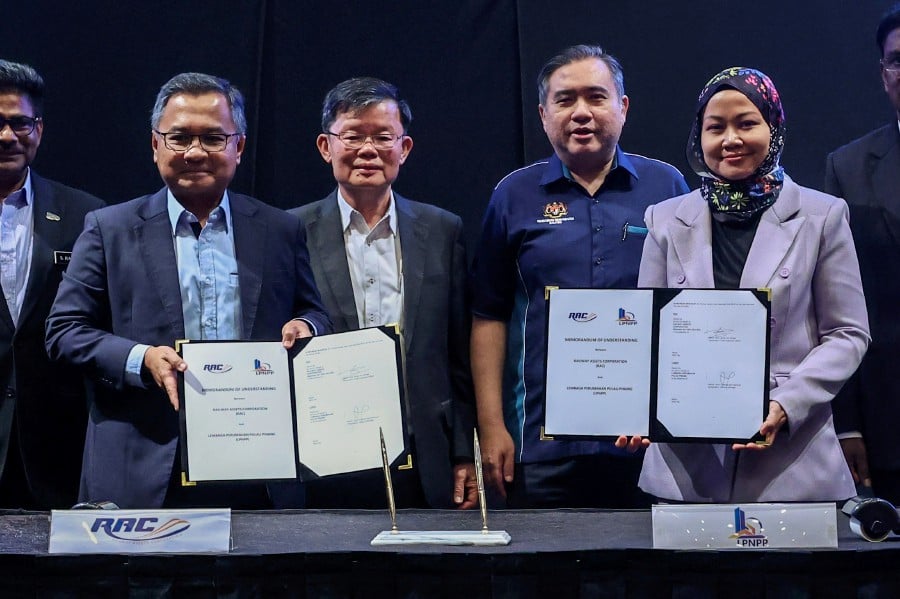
[687,67,786,218]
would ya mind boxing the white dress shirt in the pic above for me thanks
[337,191,403,329]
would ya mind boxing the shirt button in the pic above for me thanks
[594,226,602,232]
[676,274,686,284]
[594,258,602,265]
[368,278,375,285]
[779,267,790,278]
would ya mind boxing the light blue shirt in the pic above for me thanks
[0,168,35,326]
[125,191,241,386]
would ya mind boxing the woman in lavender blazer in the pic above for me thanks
[636,68,869,502]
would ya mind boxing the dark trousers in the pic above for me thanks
[305,437,428,509]
[164,446,272,509]
[0,421,39,510]
[508,453,651,509]
[871,469,900,507]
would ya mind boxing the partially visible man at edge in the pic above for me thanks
[0,59,104,509]
[825,3,900,506]
[470,45,689,508]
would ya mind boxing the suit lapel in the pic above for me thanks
[137,189,185,339]
[741,178,804,288]
[230,193,265,337]
[18,174,62,329]
[396,195,426,349]
[670,194,715,287]
[869,126,900,243]
[870,124,900,211]
[311,194,358,331]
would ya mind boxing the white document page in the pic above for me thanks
[544,288,653,436]
[656,289,767,439]
[181,341,297,481]
[293,328,404,476]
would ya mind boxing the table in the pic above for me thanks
[0,509,898,597]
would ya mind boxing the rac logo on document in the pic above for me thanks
[569,312,597,322]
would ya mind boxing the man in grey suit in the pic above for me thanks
[291,77,477,508]
[0,60,104,508]
[46,73,330,509]
[825,4,900,505]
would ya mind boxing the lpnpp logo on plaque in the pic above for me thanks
[729,507,768,547]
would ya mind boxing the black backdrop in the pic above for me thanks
[3,1,896,251]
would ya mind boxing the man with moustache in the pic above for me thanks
[46,72,330,509]
[470,45,689,507]
[0,60,104,508]
[292,77,476,509]
[825,4,900,505]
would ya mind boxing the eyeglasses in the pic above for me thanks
[153,130,240,152]
[325,131,404,150]
[0,115,41,136]
[881,58,900,76]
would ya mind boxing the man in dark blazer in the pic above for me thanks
[825,5,900,505]
[46,73,330,509]
[0,61,104,509]
[291,77,477,509]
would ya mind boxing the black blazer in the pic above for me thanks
[292,191,475,507]
[825,123,900,471]
[0,173,104,507]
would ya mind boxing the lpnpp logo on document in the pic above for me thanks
[253,359,274,375]
[729,507,768,547]
[616,308,637,325]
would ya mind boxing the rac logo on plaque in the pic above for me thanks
[568,312,597,322]
[89,517,191,541]
[729,508,768,547]
[202,363,233,373]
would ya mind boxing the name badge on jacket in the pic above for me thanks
[54,251,72,269]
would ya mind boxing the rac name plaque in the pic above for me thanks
[49,509,231,554]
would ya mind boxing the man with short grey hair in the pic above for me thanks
[47,72,331,509]
[292,77,477,509]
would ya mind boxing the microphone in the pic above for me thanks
[71,501,120,510]
[842,495,900,542]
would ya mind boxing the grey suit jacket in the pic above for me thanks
[825,123,900,471]
[291,191,475,507]
[46,188,331,508]
[0,173,104,507]
[637,177,868,502]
